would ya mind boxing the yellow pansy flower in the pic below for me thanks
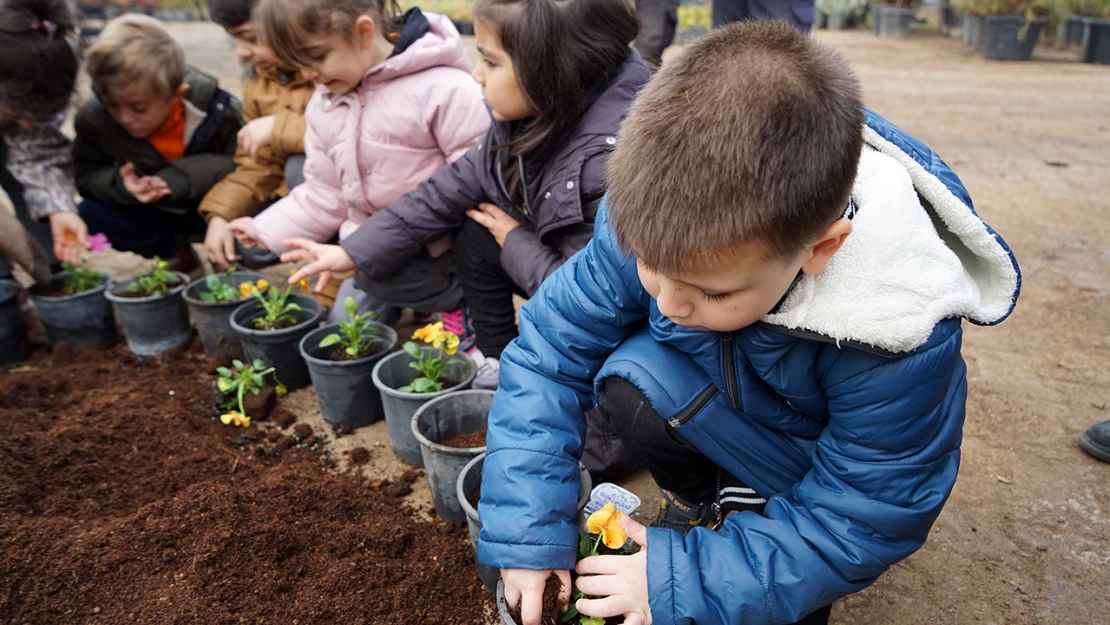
[256,279,269,290]
[156,260,168,270]
[220,411,252,428]
[239,283,253,298]
[412,322,444,342]
[443,332,460,355]
[586,502,627,549]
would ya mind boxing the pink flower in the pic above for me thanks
[88,233,112,252]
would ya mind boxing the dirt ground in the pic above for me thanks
[3,21,1108,624]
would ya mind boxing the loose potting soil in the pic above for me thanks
[440,426,488,449]
[0,343,492,623]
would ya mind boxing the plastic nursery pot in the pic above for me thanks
[826,13,850,30]
[458,453,593,596]
[104,272,191,357]
[871,3,888,34]
[183,271,266,358]
[299,321,398,429]
[412,390,494,526]
[29,271,116,351]
[1082,18,1110,65]
[878,5,915,37]
[0,279,28,365]
[982,16,1046,61]
[229,294,322,392]
[371,347,477,467]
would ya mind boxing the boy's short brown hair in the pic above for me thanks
[85,14,186,98]
[607,20,864,272]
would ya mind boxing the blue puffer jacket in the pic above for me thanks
[477,111,1021,624]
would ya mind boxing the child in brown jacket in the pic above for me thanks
[199,0,314,268]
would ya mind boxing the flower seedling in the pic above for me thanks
[126,257,181,296]
[198,268,268,303]
[318,296,382,358]
[248,283,302,330]
[561,502,631,625]
[216,358,275,427]
[398,322,461,393]
[61,260,103,294]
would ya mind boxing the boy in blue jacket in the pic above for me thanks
[479,21,1021,625]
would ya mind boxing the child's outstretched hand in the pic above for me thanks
[120,162,170,204]
[204,216,239,268]
[227,216,265,249]
[501,568,572,625]
[238,115,276,163]
[281,239,356,292]
[575,514,652,625]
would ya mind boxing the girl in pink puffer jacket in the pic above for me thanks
[230,0,489,325]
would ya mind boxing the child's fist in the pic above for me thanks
[204,217,240,268]
[227,216,264,249]
[237,115,276,162]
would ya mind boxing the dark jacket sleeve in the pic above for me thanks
[72,106,139,206]
[340,141,488,279]
[498,149,607,296]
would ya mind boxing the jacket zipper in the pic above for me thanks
[754,321,899,359]
[720,332,741,411]
[494,154,531,220]
[667,384,718,429]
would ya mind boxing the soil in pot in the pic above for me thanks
[30,277,104,297]
[327,343,385,361]
[441,426,488,449]
[0,342,493,623]
[507,573,565,625]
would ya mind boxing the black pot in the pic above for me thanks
[0,279,27,365]
[105,272,192,357]
[879,5,915,37]
[183,271,266,358]
[30,271,116,351]
[1082,18,1110,65]
[299,322,398,429]
[230,294,322,391]
[982,16,1046,61]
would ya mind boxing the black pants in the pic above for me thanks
[77,198,206,259]
[453,217,525,359]
[634,0,679,66]
[597,376,833,625]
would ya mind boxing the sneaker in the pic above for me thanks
[650,488,719,535]
[439,307,477,353]
[474,353,501,390]
[1079,420,1110,463]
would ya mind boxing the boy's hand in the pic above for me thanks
[575,515,652,625]
[501,568,572,625]
[466,202,520,247]
[204,217,239,268]
[238,115,276,162]
[47,212,90,264]
[281,239,356,292]
[227,216,265,249]
[120,162,170,204]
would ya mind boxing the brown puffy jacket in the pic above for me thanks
[198,66,314,223]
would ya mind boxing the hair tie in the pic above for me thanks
[30,19,58,40]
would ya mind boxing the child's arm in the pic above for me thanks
[339,142,488,278]
[72,104,144,206]
[478,204,648,573]
[647,326,968,624]
[427,69,489,163]
[251,96,347,254]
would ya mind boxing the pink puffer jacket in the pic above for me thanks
[253,12,489,254]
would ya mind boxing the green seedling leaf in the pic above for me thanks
[318,334,342,348]
[403,341,422,359]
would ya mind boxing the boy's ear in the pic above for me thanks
[800,218,852,276]
[173,84,191,100]
[355,15,377,50]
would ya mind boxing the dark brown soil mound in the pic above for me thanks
[0,344,491,623]
[440,426,487,449]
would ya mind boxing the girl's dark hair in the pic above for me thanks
[0,0,79,120]
[208,0,256,29]
[474,0,639,207]
[255,0,403,69]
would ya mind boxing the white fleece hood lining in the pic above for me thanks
[762,127,1019,354]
